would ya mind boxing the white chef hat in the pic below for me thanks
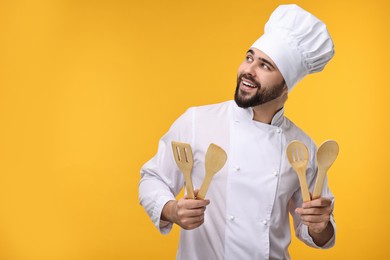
[251,4,335,91]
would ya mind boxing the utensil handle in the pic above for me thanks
[185,177,195,199]
[197,177,211,200]
[312,168,327,200]
[297,170,311,202]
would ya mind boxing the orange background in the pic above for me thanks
[0,0,388,259]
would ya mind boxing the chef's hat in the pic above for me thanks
[251,4,335,91]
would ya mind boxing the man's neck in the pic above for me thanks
[252,105,281,124]
[251,91,288,124]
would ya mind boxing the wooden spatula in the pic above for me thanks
[312,140,339,200]
[171,141,195,199]
[286,140,311,202]
[197,143,227,200]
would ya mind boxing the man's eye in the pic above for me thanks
[246,56,253,62]
[261,64,270,70]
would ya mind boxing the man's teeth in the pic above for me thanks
[243,81,256,88]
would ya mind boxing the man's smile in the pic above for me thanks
[242,80,256,88]
[239,76,260,93]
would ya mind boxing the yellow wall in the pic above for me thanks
[0,0,388,259]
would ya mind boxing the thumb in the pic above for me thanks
[183,189,199,200]
[193,189,200,198]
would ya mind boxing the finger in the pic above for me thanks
[194,189,211,203]
[181,216,205,230]
[295,208,302,215]
[299,214,330,223]
[298,207,332,216]
[183,191,197,200]
[302,197,331,208]
[178,207,206,218]
[178,197,209,209]
[186,199,210,209]
[179,213,205,228]
[185,189,211,204]
[184,189,202,200]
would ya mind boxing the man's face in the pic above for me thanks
[234,48,287,108]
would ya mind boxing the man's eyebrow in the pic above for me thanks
[246,49,276,69]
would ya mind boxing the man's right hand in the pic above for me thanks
[161,190,210,230]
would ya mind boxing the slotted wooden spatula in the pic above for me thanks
[171,141,195,199]
[286,140,311,202]
[197,143,227,200]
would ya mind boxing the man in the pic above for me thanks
[139,4,336,260]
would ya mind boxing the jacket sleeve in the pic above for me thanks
[288,139,336,249]
[138,108,195,234]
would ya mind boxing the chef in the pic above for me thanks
[139,4,336,260]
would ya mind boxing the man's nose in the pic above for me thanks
[243,63,256,77]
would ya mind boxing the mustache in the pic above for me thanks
[239,73,261,88]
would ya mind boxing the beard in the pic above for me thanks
[234,73,286,108]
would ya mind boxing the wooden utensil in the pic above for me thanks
[286,140,311,202]
[171,141,195,199]
[312,140,339,200]
[197,143,227,200]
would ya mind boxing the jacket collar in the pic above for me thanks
[232,101,285,127]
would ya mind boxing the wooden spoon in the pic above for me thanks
[312,140,339,200]
[197,144,227,200]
